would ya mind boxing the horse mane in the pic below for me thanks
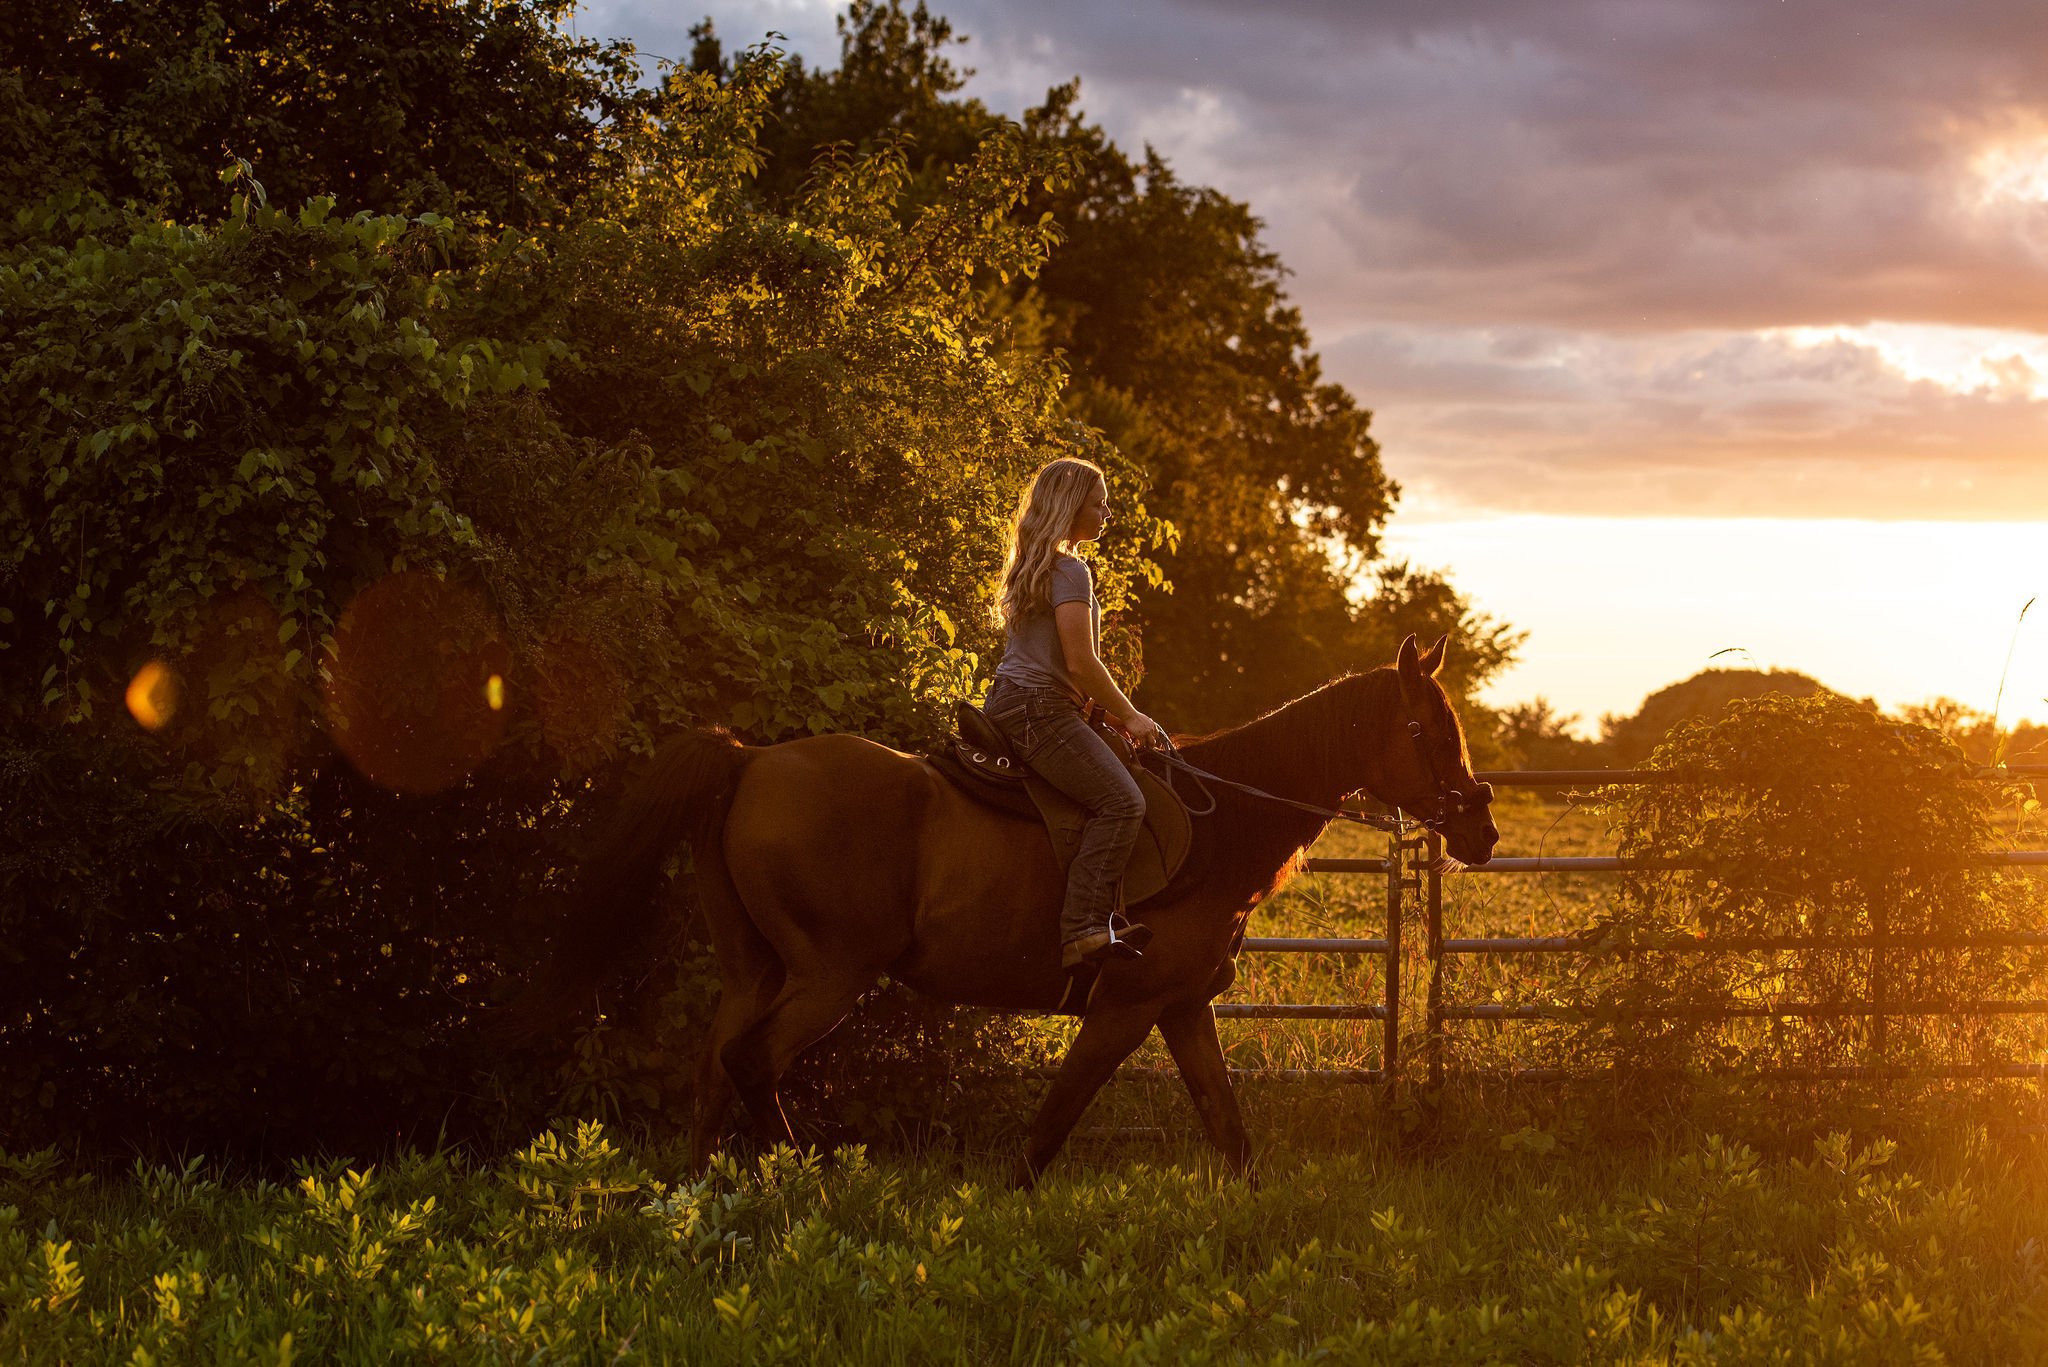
[1160,668,1406,910]
[1175,668,1401,805]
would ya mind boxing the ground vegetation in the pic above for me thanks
[5,1122,2045,1363]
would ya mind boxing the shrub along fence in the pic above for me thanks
[1212,764,2048,1088]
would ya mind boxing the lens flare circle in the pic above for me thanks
[322,572,509,794]
[125,660,180,731]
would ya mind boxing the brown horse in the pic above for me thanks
[530,634,1498,1186]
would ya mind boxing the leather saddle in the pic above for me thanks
[931,701,1193,905]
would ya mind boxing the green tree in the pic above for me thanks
[1894,697,2048,768]
[720,1,1515,731]
[751,2,990,206]
[1492,698,1600,772]
[1599,668,1834,766]
[0,0,644,228]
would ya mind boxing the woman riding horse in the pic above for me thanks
[510,620,1500,1185]
[982,457,1163,971]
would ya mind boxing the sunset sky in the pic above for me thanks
[583,0,2048,730]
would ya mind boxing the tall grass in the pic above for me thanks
[6,1120,2048,1363]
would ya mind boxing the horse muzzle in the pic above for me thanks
[1438,802,1499,866]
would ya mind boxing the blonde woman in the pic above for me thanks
[982,458,1164,970]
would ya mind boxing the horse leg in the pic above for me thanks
[1156,1000,1256,1182]
[685,831,787,1170]
[718,969,871,1151]
[688,964,781,1171]
[1012,999,1160,1190]
[688,1038,736,1171]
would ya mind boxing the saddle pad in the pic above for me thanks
[1028,764,1191,906]
[927,752,1193,904]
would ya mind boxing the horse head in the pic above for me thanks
[1377,633,1499,865]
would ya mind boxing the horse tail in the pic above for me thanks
[496,728,748,1047]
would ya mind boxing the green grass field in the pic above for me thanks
[7,1120,2047,1363]
[9,796,2048,1363]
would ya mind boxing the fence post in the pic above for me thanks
[1383,828,1403,1083]
[1869,875,1889,1065]
[1384,824,1434,1086]
[1425,830,1445,1089]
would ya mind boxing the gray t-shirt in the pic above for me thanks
[992,554,1098,696]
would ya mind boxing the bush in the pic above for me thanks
[1566,692,2048,1077]
[0,184,574,1153]
[0,52,1166,1154]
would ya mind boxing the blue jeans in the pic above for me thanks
[984,678,1147,944]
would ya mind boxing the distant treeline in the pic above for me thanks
[1497,667,2048,769]
[0,0,1516,1152]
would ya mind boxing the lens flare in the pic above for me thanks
[125,660,179,731]
[322,572,509,793]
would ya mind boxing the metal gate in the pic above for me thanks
[1214,766,2048,1085]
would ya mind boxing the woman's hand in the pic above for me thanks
[1122,711,1164,749]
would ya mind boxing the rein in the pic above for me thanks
[1145,741,1416,833]
[1141,685,1495,836]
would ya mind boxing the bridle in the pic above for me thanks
[1401,705,1495,834]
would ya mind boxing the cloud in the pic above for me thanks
[946,0,2048,334]
[579,0,843,74]
[1336,324,2048,518]
[577,0,2048,518]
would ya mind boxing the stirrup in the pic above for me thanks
[1110,914,1153,953]
[1061,922,1149,972]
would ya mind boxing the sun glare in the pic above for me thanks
[1971,137,2048,207]
[1772,322,2048,399]
[321,573,508,794]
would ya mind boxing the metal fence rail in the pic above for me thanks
[1209,766,2048,1086]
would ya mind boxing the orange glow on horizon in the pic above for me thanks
[1383,516,2048,737]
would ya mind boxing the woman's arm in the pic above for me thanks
[1056,601,1162,744]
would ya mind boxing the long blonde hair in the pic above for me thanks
[996,457,1105,630]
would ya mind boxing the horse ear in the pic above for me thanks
[1418,634,1448,678]
[1396,634,1420,678]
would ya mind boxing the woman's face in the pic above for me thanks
[1066,479,1111,542]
